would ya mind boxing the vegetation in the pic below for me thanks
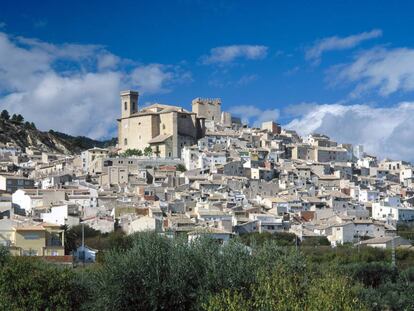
[0,255,84,310]
[1,232,414,310]
[240,231,297,247]
[144,146,153,156]
[64,225,132,255]
[397,223,414,240]
[49,130,117,150]
[11,113,24,123]
[176,163,187,172]
[0,109,10,120]
[0,110,116,154]
[122,148,143,157]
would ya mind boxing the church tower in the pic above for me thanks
[120,90,139,118]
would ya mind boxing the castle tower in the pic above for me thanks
[120,90,139,118]
[191,97,221,122]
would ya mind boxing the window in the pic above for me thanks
[23,233,39,240]
[124,138,127,146]
[124,102,128,110]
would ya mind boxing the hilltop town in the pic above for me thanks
[0,89,413,261]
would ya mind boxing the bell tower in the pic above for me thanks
[120,90,139,118]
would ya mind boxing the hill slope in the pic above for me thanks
[0,119,116,155]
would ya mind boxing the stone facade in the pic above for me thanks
[192,97,221,122]
[118,91,206,158]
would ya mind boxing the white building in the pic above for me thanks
[127,215,157,234]
[372,197,414,223]
[40,203,80,227]
[81,147,109,173]
[181,146,200,170]
[359,189,379,203]
[199,151,226,171]
[249,213,285,233]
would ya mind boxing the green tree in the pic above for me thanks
[123,148,143,157]
[144,146,153,157]
[64,224,101,254]
[176,164,187,172]
[0,109,10,120]
[89,233,254,311]
[11,113,24,123]
[203,244,367,311]
[300,236,331,246]
[0,245,10,266]
[0,257,84,310]
[307,273,367,311]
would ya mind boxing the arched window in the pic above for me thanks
[124,138,128,145]
[124,102,128,110]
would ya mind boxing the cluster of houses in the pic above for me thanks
[0,90,413,263]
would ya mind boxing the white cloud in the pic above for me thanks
[202,45,268,65]
[130,64,191,94]
[229,105,279,127]
[0,32,189,139]
[285,102,414,162]
[331,47,414,97]
[306,29,382,64]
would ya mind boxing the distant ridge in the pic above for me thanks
[0,113,116,154]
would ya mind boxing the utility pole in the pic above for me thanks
[387,214,396,268]
[81,222,85,264]
[357,232,360,254]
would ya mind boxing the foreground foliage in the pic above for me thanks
[1,233,414,310]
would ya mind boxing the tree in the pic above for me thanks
[0,257,85,310]
[0,246,10,266]
[123,148,143,157]
[64,224,101,254]
[176,164,187,172]
[11,114,24,123]
[89,233,254,311]
[144,146,153,157]
[203,245,367,311]
[0,110,10,120]
[300,236,331,246]
[24,121,36,129]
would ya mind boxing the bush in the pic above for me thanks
[122,148,143,157]
[89,233,254,311]
[0,257,84,310]
[176,164,187,172]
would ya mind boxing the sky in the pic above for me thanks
[2,1,414,161]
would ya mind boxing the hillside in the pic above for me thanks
[0,117,116,155]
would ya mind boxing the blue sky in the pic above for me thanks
[2,1,414,160]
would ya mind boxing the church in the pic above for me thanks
[117,90,208,158]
